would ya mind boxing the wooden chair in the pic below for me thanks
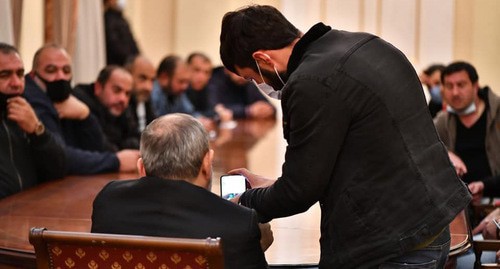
[474,239,500,269]
[29,227,224,269]
[471,203,500,269]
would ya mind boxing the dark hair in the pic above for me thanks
[96,65,128,85]
[220,5,300,74]
[157,55,181,78]
[423,64,445,76]
[187,52,211,65]
[441,61,479,84]
[0,43,19,55]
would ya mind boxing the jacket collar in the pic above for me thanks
[287,22,331,76]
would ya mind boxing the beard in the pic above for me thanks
[259,68,288,91]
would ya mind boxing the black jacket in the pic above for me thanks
[104,8,139,66]
[240,23,471,268]
[73,83,139,151]
[92,176,268,269]
[23,75,120,175]
[0,110,65,199]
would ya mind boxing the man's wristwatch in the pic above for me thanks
[32,121,45,136]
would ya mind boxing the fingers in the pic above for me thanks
[472,221,486,235]
[227,168,250,176]
[6,97,39,132]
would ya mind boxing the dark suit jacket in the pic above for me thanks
[91,176,268,269]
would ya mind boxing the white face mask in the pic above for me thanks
[446,102,476,116]
[253,60,285,100]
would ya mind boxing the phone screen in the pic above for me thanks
[220,174,249,200]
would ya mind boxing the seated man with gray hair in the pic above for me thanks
[91,113,271,269]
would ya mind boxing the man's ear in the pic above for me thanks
[252,51,273,67]
[201,149,214,178]
[157,72,170,88]
[94,82,103,96]
[137,157,146,177]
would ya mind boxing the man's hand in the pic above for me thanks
[468,181,485,205]
[53,95,90,120]
[6,96,40,133]
[258,222,274,251]
[214,104,233,122]
[227,168,274,189]
[448,151,467,177]
[116,149,140,172]
[247,101,274,119]
[473,208,500,235]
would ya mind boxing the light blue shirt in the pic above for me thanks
[151,80,195,116]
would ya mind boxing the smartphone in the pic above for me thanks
[220,174,250,200]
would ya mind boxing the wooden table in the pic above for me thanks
[0,118,471,268]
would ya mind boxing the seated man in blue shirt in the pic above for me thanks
[150,55,194,116]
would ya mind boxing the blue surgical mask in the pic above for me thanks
[446,102,476,116]
[429,85,442,103]
[253,60,285,100]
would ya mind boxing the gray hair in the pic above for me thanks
[140,113,209,180]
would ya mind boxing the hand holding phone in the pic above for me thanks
[220,174,250,200]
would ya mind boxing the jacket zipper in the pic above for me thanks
[2,119,23,191]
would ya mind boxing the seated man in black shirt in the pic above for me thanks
[209,66,275,119]
[434,61,499,206]
[74,65,140,151]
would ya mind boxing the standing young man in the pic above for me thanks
[220,5,471,268]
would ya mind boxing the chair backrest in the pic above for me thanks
[474,239,500,269]
[29,227,224,269]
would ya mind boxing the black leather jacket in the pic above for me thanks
[240,23,471,268]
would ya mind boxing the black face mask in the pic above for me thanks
[36,74,72,103]
[0,93,21,114]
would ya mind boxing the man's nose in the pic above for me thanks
[120,92,130,104]
[54,70,68,80]
[10,74,23,89]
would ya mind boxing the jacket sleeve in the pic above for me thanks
[65,146,120,175]
[482,175,500,197]
[240,78,351,222]
[226,209,269,269]
[29,129,66,182]
[64,114,106,152]
[91,180,115,233]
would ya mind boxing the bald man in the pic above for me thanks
[24,44,139,175]
[125,55,157,132]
